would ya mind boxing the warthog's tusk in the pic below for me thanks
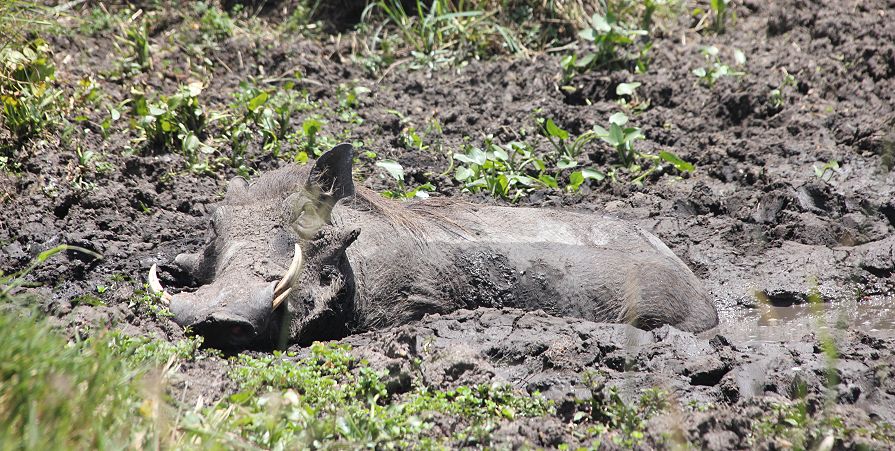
[273,243,303,309]
[148,264,173,305]
[272,287,293,310]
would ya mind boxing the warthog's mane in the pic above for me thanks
[225,164,473,243]
[348,187,475,244]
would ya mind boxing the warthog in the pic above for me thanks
[149,144,718,348]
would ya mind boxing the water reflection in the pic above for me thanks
[717,295,895,344]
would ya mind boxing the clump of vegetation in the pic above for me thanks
[227,80,343,165]
[693,0,734,34]
[573,373,671,448]
[217,343,553,447]
[133,82,215,171]
[195,1,236,42]
[615,81,650,112]
[769,68,797,109]
[361,0,525,71]
[543,113,693,185]
[813,159,840,183]
[114,19,152,76]
[0,38,62,151]
[0,313,163,449]
[453,137,555,200]
[561,7,648,80]
[692,45,745,88]
[375,159,435,199]
[748,396,895,449]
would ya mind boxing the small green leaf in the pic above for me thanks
[453,153,478,165]
[569,171,584,191]
[692,67,707,78]
[609,112,629,126]
[538,174,558,188]
[702,46,719,57]
[659,151,695,172]
[544,119,569,140]
[248,91,269,112]
[606,123,625,146]
[575,53,596,68]
[590,14,611,33]
[616,82,641,96]
[578,28,596,41]
[492,147,509,161]
[733,48,746,65]
[375,159,405,181]
[229,391,253,403]
[557,158,578,169]
[580,168,605,181]
[302,118,323,136]
[186,81,203,97]
[455,166,473,181]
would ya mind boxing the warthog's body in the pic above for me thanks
[155,145,717,348]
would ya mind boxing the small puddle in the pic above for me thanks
[717,296,895,344]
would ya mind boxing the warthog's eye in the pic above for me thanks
[285,193,326,239]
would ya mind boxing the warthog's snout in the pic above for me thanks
[169,280,275,348]
[148,244,304,349]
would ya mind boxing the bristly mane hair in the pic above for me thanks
[225,164,472,242]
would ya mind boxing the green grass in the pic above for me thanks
[0,310,556,449]
[0,311,200,449]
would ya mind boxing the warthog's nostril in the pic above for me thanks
[192,315,258,348]
[230,324,246,336]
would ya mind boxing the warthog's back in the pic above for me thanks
[336,202,718,333]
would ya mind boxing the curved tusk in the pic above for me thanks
[274,243,303,298]
[148,264,173,305]
[272,287,293,310]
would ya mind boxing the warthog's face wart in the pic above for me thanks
[149,144,357,349]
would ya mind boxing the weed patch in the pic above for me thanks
[0,39,62,151]
[216,343,553,447]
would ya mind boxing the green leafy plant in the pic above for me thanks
[592,112,645,167]
[376,159,435,199]
[769,69,797,109]
[336,82,370,124]
[574,376,670,448]
[692,46,745,88]
[708,0,733,33]
[616,81,650,112]
[0,39,61,148]
[114,20,151,75]
[453,137,553,200]
[196,2,235,41]
[537,117,602,165]
[535,117,607,191]
[813,159,839,183]
[221,343,553,448]
[133,82,215,171]
[561,7,648,80]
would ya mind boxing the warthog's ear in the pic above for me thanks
[307,143,355,201]
[289,144,356,239]
[224,176,249,201]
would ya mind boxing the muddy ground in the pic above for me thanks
[2,0,895,448]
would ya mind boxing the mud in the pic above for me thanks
[2,0,894,448]
[330,307,895,448]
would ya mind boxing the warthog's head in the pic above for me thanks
[149,144,359,349]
